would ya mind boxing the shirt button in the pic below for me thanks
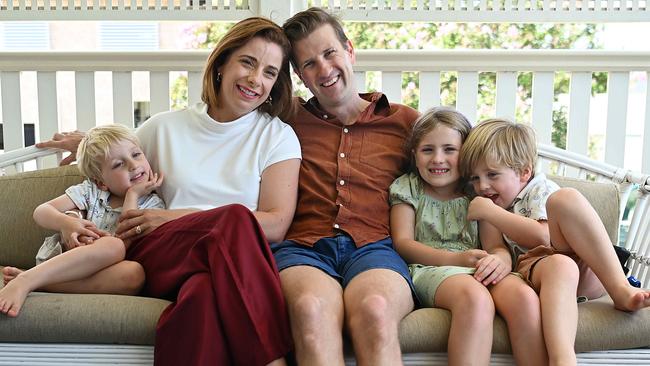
[339,180,345,186]
[343,128,349,133]
[339,153,345,158]
[333,224,340,229]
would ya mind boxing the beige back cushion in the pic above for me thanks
[0,165,83,270]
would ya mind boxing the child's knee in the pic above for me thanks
[96,237,126,261]
[539,254,580,283]
[118,261,145,294]
[547,187,583,211]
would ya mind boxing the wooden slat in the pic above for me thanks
[149,71,169,116]
[531,71,554,145]
[418,71,440,112]
[187,71,202,106]
[0,72,23,151]
[75,71,96,132]
[457,71,479,124]
[495,71,517,120]
[382,71,402,105]
[567,72,591,155]
[604,71,629,167]
[112,71,134,127]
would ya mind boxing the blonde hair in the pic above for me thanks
[406,106,472,174]
[459,118,537,178]
[76,124,140,182]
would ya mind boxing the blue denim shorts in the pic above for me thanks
[271,235,415,293]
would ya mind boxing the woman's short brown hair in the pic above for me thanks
[201,17,294,121]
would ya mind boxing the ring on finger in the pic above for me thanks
[135,225,142,235]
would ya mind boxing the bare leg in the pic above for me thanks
[3,261,144,295]
[0,237,125,317]
[434,274,494,366]
[280,265,345,366]
[266,358,286,366]
[532,254,580,366]
[344,268,414,366]
[491,274,547,366]
[547,188,650,311]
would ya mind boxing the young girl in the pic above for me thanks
[389,107,547,365]
[460,118,650,365]
[0,124,164,317]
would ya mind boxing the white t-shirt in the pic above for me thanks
[136,102,301,211]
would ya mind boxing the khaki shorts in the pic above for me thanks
[515,245,579,286]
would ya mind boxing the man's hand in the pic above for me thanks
[35,131,85,165]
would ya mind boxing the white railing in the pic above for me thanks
[1,0,649,22]
[1,49,649,173]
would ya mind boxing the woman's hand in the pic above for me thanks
[116,209,188,245]
[474,254,510,286]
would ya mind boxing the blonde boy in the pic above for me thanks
[459,118,650,365]
[0,124,164,317]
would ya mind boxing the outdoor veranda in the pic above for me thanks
[1,0,650,365]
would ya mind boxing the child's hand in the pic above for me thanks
[59,216,105,249]
[474,254,510,286]
[127,171,164,198]
[458,249,489,267]
[467,196,498,221]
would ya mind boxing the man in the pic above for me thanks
[272,8,419,365]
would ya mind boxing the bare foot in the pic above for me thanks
[2,266,23,285]
[613,287,650,312]
[0,275,32,317]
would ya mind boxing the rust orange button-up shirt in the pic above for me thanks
[285,93,419,247]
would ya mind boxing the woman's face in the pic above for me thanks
[214,37,283,122]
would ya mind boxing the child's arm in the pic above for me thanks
[467,196,550,250]
[391,203,488,267]
[33,195,105,247]
[122,171,164,212]
[473,221,512,286]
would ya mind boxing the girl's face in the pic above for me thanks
[414,124,463,199]
[469,160,532,209]
[214,37,283,122]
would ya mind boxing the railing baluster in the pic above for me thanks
[113,71,134,127]
[419,71,441,112]
[605,71,629,167]
[149,71,170,116]
[495,71,517,120]
[0,72,24,151]
[75,71,96,132]
[187,71,202,106]
[382,71,402,105]
[36,71,59,167]
[354,71,366,93]
[643,71,650,174]
[567,72,591,155]
[532,71,554,145]
[457,71,479,124]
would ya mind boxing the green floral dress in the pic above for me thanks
[389,172,480,307]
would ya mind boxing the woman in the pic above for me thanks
[27,17,300,366]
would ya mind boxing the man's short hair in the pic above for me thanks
[77,124,140,182]
[282,7,349,70]
[459,118,537,178]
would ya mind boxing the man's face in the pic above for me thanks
[292,24,357,110]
